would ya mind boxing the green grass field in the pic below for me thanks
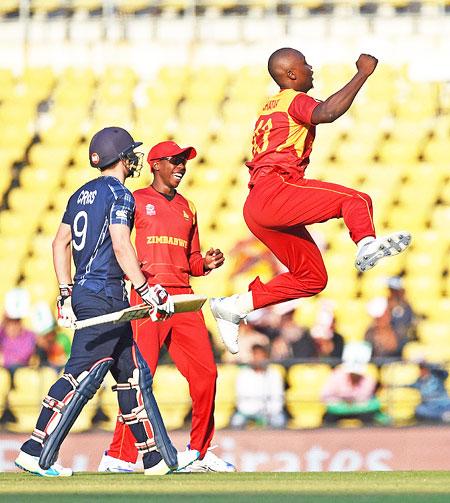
[1,472,450,502]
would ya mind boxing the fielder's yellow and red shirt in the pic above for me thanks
[246,89,320,186]
[133,186,206,287]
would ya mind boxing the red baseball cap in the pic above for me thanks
[147,141,197,163]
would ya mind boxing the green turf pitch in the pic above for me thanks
[1,472,450,502]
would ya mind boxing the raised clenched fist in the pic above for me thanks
[356,54,378,77]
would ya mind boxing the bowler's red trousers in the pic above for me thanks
[107,287,217,461]
[244,173,376,309]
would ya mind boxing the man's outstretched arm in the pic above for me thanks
[311,54,378,124]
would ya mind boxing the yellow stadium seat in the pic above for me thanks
[115,0,151,13]
[286,365,330,428]
[270,363,287,380]
[378,387,421,425]
[28,145,73,171]
[376,139,421,164]
[334,139,377,166]
[430,205,450,233]
[403,275,443,303]
[379,362,420,387]
[21,280,58,307]
[0,235,29,262]
[387,120,432,146]
[333,298,371,335]
[63,167,97,192]
[0,257,21,290]
[96,373,119,431]
[8,187,51,216]
[0,208,38,238]
[31,234,54,259]
[402,341,427,362]
[0,368,12,417]
[39,211,64,236]
[287,364,331,395]
[287,402,326,429]
[0,1,19,16]
[0,120,34,152]
[387,206,429,232]
[405,248,446,275]
[153,365,191,430]
[72,0,102,11]
[423,138,449,164]
[7,367,57,432]
[39,123,84,148]
[214,364,239,429]
[407,292,443,320]
[426,297,450,322]
[19,166,62,192]
[402,341,450,365]
[320,274,358,302]
[31,0,64,14]
[8,366,99,433]
[416,321,450,345]
[22,253,54,277]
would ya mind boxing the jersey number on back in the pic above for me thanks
[252,118,273,155]
[73,211,88,251]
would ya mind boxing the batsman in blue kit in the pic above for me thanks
[15,127,199,476]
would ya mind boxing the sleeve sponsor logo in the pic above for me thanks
[116,209,128,219]
[183,210,190,221]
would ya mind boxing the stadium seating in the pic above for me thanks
[0,58,448,334]
[0,368,11,418]
[6,367,99,433]
[0,7,448,431]
[214,364,239,429]
[286,364,331,428]
[153,365,192,430]
[378,387,421,425]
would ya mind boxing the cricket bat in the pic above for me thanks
[73,294,207,330]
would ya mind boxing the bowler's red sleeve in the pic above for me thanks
[288,93,320,125]
[188,219,208,277]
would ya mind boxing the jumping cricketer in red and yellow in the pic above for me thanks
[98,141,235,473]
[210,48,412,354]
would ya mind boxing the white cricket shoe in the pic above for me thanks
[15,450,73,477]
[209,295,245,354]
[97,451,136,473]
[181,446,236,473]
[355,231,411,272]
[144,449,200,475]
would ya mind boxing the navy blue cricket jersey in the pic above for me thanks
[62,176,135,299]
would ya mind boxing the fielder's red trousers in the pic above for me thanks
[107,287,217,461]
[244,173,375,310]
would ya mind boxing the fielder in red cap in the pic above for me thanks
[99,141,236,473]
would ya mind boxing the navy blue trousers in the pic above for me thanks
[21,286,155,460]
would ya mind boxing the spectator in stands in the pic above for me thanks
[386,276,417,344]
[31,302,71,370]
[411,361,450,423]
[364,297,403,358]
[231,344,286,429]
[0,289,36,373]
[321,362,387,425]
[249,306,281,342]
[222,317,270,364]
[271,305,316,360]
[310,302,344,361]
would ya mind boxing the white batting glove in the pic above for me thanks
[135,282,174,322]
[57,284,77,328]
